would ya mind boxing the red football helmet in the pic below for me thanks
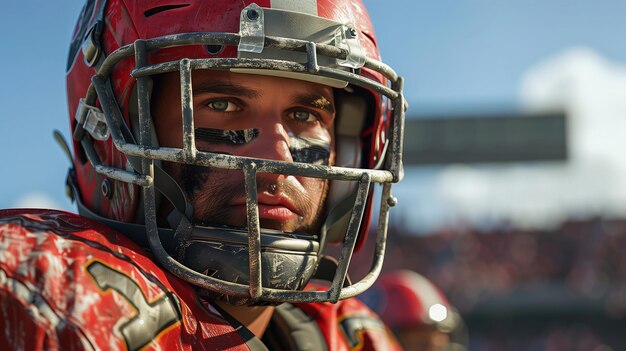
[360,270,467,351]
[65,0,405,304]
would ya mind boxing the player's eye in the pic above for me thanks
[288,110,318,123]
[206,99,240,112]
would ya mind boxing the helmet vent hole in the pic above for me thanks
[205,45,224,55]
[101,178,113,199]
[144,4,190,17]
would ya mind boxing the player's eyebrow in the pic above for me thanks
[292,93,335,114]
[193,80,261,99]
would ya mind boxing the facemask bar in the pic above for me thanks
[75,29,405,303]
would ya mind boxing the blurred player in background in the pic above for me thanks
[360,270,468,351]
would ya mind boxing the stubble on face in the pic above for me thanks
[176,163,329,235]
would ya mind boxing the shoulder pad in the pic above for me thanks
[296,297,403,351]
[0,209,250,350]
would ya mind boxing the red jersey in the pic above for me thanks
[0,209,400,350]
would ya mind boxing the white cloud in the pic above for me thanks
[398,47,626,230]
[520,47,626,166]
[12,192,61,210]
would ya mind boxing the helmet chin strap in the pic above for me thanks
[68,170,177,253]
[82,109,197,256]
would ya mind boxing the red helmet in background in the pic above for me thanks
[65,0,405,304]
[360,270,468,351]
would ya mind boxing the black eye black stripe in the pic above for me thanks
[195,128,259,145]
[194,128,330,165]
[289,136,331,165]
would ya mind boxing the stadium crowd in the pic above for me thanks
[350,217,626,350]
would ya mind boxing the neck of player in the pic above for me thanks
[216,302,275,338]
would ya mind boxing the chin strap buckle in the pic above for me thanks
[75,98,110,141]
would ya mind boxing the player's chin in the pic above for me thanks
[257,218,305,234]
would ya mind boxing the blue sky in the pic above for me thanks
[365,0,626,112]
[1,1,626,216]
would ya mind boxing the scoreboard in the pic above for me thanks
[402,112,567,165]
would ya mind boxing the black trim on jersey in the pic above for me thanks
[262,303,329,351]
[210,302,270,351]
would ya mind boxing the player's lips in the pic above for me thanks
[229,194,300,220]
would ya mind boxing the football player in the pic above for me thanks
[0,0,406,349]
[360,270,469,351]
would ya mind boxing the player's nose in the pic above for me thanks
[246,121,294,163]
